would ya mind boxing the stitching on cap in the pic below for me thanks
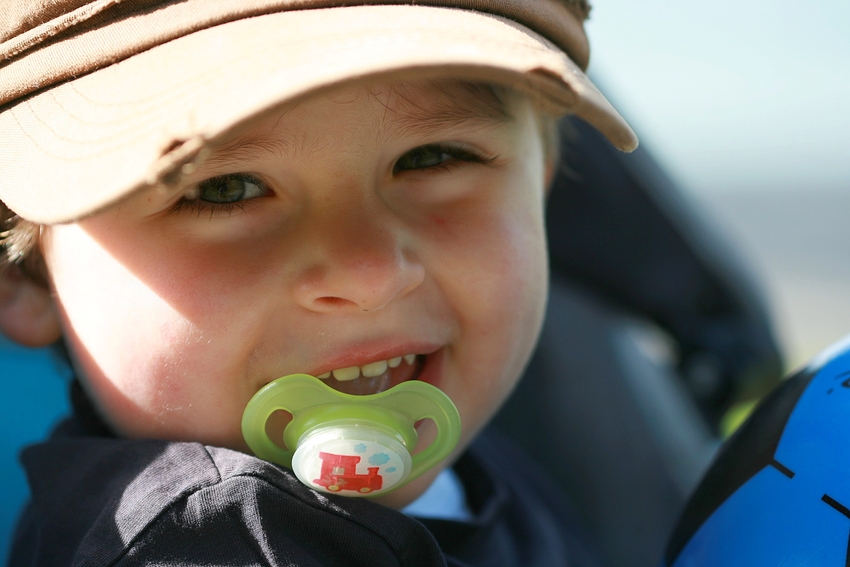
[0,0,126,62]
[0,1,588,109]
[1,0,590,63]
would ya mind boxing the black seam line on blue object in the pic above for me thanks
[770,459,795,479]
[822,495,850,520]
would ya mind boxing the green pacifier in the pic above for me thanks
[242,374,461,497]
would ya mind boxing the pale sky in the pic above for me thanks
[585,0,850,195]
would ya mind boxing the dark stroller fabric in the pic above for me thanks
[547,117,782,426]
[494,114,783,567]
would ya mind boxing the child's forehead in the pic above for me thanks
[205,79,518,162]
[363,79,513,114]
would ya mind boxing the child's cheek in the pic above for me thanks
[65,305,255,446]
[420,191,548,411]
[44,223,261,444]
[421,190,547,326]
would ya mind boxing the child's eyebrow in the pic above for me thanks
[201,135,302,170]
[384,105,513,140]
[384,85,516,139]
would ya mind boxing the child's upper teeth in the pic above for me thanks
[332,366,360,381]
[361,360,388,377]
[318,354,418,381]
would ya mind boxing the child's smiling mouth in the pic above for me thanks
[312,353,426,396]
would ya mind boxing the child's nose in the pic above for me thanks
[292,207,425,313]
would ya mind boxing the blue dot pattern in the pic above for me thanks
[368,453,390,466]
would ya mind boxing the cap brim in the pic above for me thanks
[0,5,637,224]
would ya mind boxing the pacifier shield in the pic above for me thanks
[243,373,461,497]
[291,425,412,496]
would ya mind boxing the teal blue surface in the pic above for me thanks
[0,334,70,563]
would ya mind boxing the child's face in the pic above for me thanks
[40,78,550,505]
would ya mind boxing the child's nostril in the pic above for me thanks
[315,296,351,309]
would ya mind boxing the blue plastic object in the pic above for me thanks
[0,336,70,562]
[666,335,850,566]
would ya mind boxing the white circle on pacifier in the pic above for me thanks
[291,425,412,496]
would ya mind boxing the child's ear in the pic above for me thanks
[0,264,62,347]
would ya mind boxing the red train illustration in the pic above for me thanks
[313,452,384,493]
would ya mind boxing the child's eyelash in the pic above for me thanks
[170,173,267,218]
[393,144,496,174]
[169,145,492,217]
[438,145,494,163]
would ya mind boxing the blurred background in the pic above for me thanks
[587,0,850,369]
[1,0,848,562]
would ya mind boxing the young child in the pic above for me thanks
[0,1,637,565]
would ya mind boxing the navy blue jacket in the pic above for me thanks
[9,383,603,567]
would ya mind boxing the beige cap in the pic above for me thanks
[0,0,637,224]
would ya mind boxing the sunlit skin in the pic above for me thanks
[37,78,551,508]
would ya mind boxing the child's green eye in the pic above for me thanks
[196,174,267,204]
[393,144,490,174]
[394,146,452,172]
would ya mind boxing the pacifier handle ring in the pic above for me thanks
[378,382,462,482]
[242,374,330,467]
